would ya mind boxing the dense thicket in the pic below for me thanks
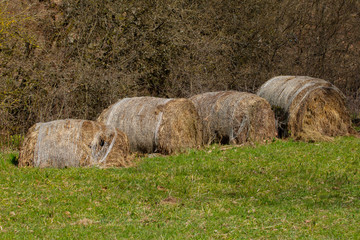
[1,0,359,136]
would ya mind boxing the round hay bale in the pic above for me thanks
[257,76,353,141]
[97,97,203,154]
[190,91,277,145]
[18,119,130,168]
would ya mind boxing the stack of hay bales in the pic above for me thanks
[257,76,353,141]
[19,119,130,168]
[190,91,276,145]
[19,75,352,168]
[97,97,203,154]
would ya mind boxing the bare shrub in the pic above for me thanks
[0,0,359,137]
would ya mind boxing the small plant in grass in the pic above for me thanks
[0,134,24,151]
[9,134,24,149]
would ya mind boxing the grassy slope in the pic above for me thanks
[0,137,359,239]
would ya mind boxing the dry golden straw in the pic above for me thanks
[19,119,130,168]
[257,76,353,141]
[190,91,276,145]
[98,97,203,154]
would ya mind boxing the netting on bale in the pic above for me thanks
[190,91,276,145]
[97,97,203,154]
[19,119,130,168]
[257,76,353,141]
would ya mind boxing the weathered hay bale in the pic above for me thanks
[19,119,130,168]
[97,97,203,154]
[190,91,277,145]
[257,76,353,141]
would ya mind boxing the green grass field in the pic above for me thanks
[1,137,359,239]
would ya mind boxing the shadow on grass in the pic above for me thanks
[9,153,19,166]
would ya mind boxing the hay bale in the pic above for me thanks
[97,97,202,154]
[257,76,353,141]
[190,91,276,145]
[18,119,130,168]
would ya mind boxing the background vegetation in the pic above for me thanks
[1,0,359,139]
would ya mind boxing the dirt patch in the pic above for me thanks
[71,218,96,226]
[160,196,179,205]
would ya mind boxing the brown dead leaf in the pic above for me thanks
[157,185,167,191]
